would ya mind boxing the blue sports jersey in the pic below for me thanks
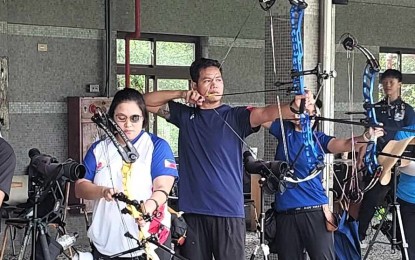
[269,120,334,211]
[395,124,415,141]
[167,101,257,218]
[397,173,415,204]
[375,97,415,149]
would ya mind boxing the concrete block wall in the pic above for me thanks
[0,0,267,174]
[264,0,320,161]
[333,0,415,137]
[0,1,267,256]
[1,1,111,173]
[0,0,414,258]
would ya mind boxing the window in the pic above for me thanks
[379,48,415,106]
[116,34,201,155]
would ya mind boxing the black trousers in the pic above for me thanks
[273,208,335,260]
[179,213,245,260]
[399,198,415,260]
[358,181,392,241]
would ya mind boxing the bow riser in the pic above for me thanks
[340,33,383,180]
[362,64,382,175]
[300,114,322,169]
[290,3,321,172]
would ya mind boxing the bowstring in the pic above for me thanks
[212,108,257,156]
[348,49,359,197]
[200,0,329,188]
[270,6,292,170]
[344,46,362,203]
[218,1,289,163]
[277,96,290,165]
[220,1,257,67]
[210,1,291,183]
[96,125,139,256]
[212,0,264,155]
[332,162,350,210]
[269,8,277,78]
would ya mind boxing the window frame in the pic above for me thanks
[379,47,415,84]
[116,33,202,83]
[116,33,201,155]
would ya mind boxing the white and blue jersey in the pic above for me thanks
[269,120,333,211]
[83,131,178,257]
[167,101,257,218]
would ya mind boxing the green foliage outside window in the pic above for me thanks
[117,39,152,65]
[156,41,195,66]
[156,79,189,156]
[402,54,415,74]
[401,84,415,107]
[379,52,415,107]
[117,74,145,92]
[116,37,195,156]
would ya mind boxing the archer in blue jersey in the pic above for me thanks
[264,102,383,260]
[144,58,312,260]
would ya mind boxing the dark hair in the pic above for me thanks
[189,58,222,82]
[108,88,148,128]
[380,69,402,82]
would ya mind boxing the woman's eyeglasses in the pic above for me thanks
[115,114,143,124]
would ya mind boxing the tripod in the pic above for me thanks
[250,177,270,260]
[363,166,409,260]
[15,184,53,260]
[17,180,69,260]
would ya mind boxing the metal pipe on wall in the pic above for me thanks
[319,0,335,196]
[125,0,141,88]
[319,0,335,136]
[104,0,111,97]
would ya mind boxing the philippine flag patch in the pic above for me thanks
[164,159,177,169]
[97,161,104,170]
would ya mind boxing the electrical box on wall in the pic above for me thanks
[88,84,100,93]
[67,97,113,212]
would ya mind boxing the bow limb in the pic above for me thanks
[215,1,323,185]
[362,62,382,178]
[219,1,258,69]
[259,0,327,186]
[211,1,277,154]
[340,33,382,191]
[286,0,325,183]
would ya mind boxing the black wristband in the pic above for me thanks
[147,198,159,211]
[153,189,169,200]
[289,100,300,114]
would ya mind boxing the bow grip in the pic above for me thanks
[299,98,305,114]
